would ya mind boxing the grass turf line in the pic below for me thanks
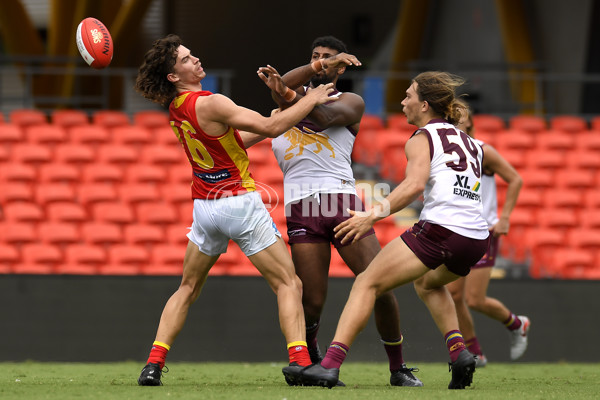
[3,361,599,400]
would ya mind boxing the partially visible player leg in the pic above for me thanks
[302,237,430,387]
[248,237,312,385]
[414,265,475,389]
[290,242,331,363]
[464,267,530,360]
[339,234,422,387]
[447,277,487,367]
[138,241,219,386]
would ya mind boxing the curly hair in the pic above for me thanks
[311,36,347,54]
[135,34,182,107]
[413,71,467,126]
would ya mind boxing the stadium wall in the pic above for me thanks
[2,275,598,363]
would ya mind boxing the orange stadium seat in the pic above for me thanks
[0,222,36,246]
[0,182,34,203]
[51,109,89,128]
[136,202,179,225]
[92,110,130,128]
[160,183,191,206]
[386,113,414,132]
[168,164,192,184]
[133,110,169,129]
[581,209,600,229]
[153,125,181,146]
[1,163,36,184]
[13,243,62,274]
[69,125,111,146]
[118,184,160,205]
[539,130,575,151]
[360,114,385,130]
[550,248,595,279]
[11,143,53,165]
[497,148,527,170]
[554,169,595,189]
[81,222,123,246]
[9,109,47,127]
[472,114,506,133]
[525,228,565,278]
[112,125,152,145]
[519,169,554,189]
[543,192,582,219]
[178,202,193,224]
[39,163,80,184]
[78,183,119,209]
[38,222,81,246]
[25,124,67,146]
[567,228,600,250]
[81,163,124,184]
[166,224,190,245]
[92,202,135,225]
[142,144,183,165]
[124,164,167,184]
[576,131,600,152]
[124,223,165,246]
[46,202,87,224]
[494,129,535,152]
[567,149,600,171]
[143,244,186,275]
[36,183,77,206]
[352,127,378,166]
[97,144,138,165]
[508,114,547,133]
[583,190,600,209]
[0,146,9,164]
[0,244,20,273]
[54,143,96,165]
[549,115,588,133]
[526,150,565,171]
[0,124,24,144]
[59,244,107,275]
[538,208,578,229]
[102,244,149,275]
[2,202,44,223]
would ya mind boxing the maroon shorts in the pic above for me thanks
[400,220,490,276]
[472,235,499,269]
[285,193,375,249]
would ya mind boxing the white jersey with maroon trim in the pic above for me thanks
[418,119,489,239]
[272,90,356,205]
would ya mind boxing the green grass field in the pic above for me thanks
[2,361,598,400]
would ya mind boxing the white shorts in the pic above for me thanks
[187,191,281,256]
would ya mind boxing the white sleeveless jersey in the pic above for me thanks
[419,119,489,239]
[474,138,499,228]
[271,90,356,205]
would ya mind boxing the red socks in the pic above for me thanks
[287,341,312,367]
[146,341,170,369]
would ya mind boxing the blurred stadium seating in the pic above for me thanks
[0,110,599,279]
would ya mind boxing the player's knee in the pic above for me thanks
[466,295,485,310]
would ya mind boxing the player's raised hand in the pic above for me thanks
[322,53,362,70]
[257,65,287,97]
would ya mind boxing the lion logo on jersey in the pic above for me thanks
[283,127,335,160]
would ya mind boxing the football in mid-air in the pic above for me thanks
[76,17,113,69]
